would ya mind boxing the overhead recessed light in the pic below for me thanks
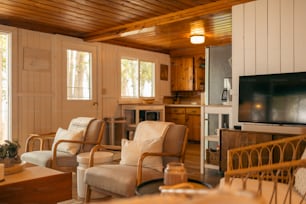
[190,35,205,44]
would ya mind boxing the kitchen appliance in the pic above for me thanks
[221,77,232,104]
[139,110,161,121]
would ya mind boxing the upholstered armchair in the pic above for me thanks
[21,117,105,172]
[84,121,188,201]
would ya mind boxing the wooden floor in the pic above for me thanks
[71,142,223,203]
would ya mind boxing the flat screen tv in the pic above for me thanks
[239,72,306,125]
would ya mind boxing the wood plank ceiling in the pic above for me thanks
[0,0,254,55]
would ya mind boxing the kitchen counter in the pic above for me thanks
[165,104,201,108]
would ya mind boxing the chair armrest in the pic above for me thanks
[51,139,96,169]
[136,152,181,185]
[25,132,56,152]
[87,144,121,167]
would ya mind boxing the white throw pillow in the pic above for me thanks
[294,147,306,196]
[52,127,83,155]
[120,138,164,172]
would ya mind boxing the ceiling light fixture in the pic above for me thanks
[190,35,205,44]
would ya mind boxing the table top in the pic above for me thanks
[135,178,212,195]
[0,166,68,186]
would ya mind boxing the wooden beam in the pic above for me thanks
[84,0,254,42]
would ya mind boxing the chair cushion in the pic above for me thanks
[21,150,77,168]
[82,119,103,152]
[52,127,83,154]
[119,121,173,172]
[162,124,187,166]
[120,138,164,172]
[294,148,306,196]
[85,164,163,197]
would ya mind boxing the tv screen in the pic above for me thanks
[239,72,306,125]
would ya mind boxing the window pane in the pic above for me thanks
[0,33,9,143]
[121,58,138,97]
[140,61,154,97]
[67,49,92,100]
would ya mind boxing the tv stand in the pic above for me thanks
[242,123,306,135]
[220,129,297,172]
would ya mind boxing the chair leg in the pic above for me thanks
[85,184,92,203]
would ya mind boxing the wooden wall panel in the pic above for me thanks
[294,0,306,71]
[244,2,256,75]
[255,0,268,74]
[280,0,294,73]
[17,29,53,152]
[267,0,281,74]
[232,4,245,125]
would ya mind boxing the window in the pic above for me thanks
[66,49,92,100]
[0,32,10,143]
[121,58,155,98]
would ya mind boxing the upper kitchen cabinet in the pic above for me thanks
[171,57,193,91]
[171,56,205,92]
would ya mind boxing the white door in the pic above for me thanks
[61,42,100,126]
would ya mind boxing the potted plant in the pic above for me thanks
[0,140,21,167]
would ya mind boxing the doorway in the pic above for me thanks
[61,42,100,126]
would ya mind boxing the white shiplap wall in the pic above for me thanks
[232,0,306,134]
[0,26,170,152]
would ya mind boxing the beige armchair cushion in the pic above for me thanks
[21,150,77,167]
[85,164,163,197]
[120,137,164,172]
[52,128,83,154]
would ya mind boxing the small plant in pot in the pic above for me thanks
[0,140,21,167]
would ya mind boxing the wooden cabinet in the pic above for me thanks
[220,129,295,172]
[185,107,201,141]
[165,107,186,125]
[170,56,204,91]
[171,57,193,91]
[165,106,200,141]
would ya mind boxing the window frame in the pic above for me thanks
[120,56,156,99]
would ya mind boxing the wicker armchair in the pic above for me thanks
[223,134,306,204]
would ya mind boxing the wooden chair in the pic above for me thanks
[84,121,188,201]
[223,134,306,204]
[21,117,105,172]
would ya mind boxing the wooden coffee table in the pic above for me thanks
[0,166,72,203]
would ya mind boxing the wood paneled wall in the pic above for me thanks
[232,0,306,133]
[17,29,54,150]
[5,27,170,152]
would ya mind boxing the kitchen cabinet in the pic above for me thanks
[165,106,200,141]
[219,129,296,172]
[170,56,204,91]
[185,108,201,141]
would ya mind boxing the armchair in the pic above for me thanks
[222,134,306,204]
[21,117,105,172]
[84,121,188,201]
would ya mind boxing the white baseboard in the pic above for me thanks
[242,123,306,135]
